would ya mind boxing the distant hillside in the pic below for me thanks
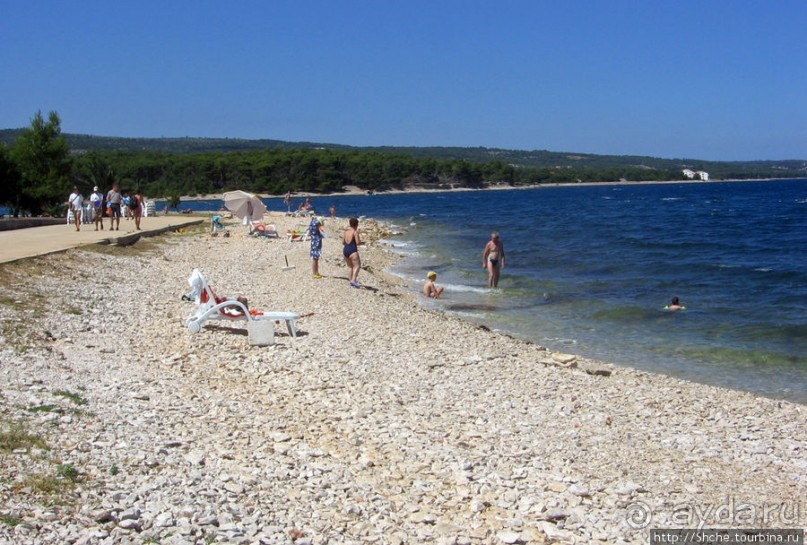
[0,129,325,154]
[1,128,805,179]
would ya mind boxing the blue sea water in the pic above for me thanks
[166,180,807,403]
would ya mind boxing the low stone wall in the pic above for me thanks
[0,218,65,231]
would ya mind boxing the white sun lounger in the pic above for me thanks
[185,269,299,337]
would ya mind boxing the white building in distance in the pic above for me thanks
[683,169,709,181]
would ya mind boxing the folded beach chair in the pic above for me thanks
[249,221,279,238]
[184,269,299,337]
[211,215,228,236]
[287,229,309,242]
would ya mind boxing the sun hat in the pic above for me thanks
[427,271,437,279]
[93,186,99,191]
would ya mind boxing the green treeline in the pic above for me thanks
[1,111,686,216]
[3,128,806,179]
[71,149,686,200]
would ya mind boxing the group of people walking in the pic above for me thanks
[66,183,143,232]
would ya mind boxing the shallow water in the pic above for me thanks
[165,180,807,403]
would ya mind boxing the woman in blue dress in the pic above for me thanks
[308,216,325,279]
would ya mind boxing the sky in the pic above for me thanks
[1,1,805,161]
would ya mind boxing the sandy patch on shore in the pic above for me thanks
[0,213,804,544]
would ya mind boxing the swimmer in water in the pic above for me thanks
[665,296,686,311]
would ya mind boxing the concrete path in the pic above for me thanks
[0,215,205,264]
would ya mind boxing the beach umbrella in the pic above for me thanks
[223,190,267,221]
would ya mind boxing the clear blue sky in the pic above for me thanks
[2,1,805,160]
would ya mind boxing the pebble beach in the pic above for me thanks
[0,213,804,545]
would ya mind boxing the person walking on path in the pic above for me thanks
[89,186,104,231]
[106,183,123,231]
[284,191,292,213]
[67,186,83,231]
[122,193,132,220]
[482,231,506,288]
[307,216,325,279]
[343,217,362,287]
[130,191,143,230]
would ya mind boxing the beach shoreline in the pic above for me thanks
[0,215,804,544]
[174,177,801,202]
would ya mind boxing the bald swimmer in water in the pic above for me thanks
[482,231,505,288]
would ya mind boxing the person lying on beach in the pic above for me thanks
[423,271,445,299]
[184,278,251,316]
[208,294,253,317]
[665,296,686,311]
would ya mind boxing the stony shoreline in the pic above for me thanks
[0,213,804,544]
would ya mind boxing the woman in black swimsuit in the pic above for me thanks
[343,217,362,287]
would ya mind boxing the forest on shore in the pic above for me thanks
[1,112,805,215]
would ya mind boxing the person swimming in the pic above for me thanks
[665,296,686,311]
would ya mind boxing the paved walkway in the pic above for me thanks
[0,215,204,264]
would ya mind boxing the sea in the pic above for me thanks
[164,179,807,404]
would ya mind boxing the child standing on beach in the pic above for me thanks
[308,216,325,279]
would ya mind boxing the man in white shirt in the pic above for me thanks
[67,186,83,231]
[89,186,104,231]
